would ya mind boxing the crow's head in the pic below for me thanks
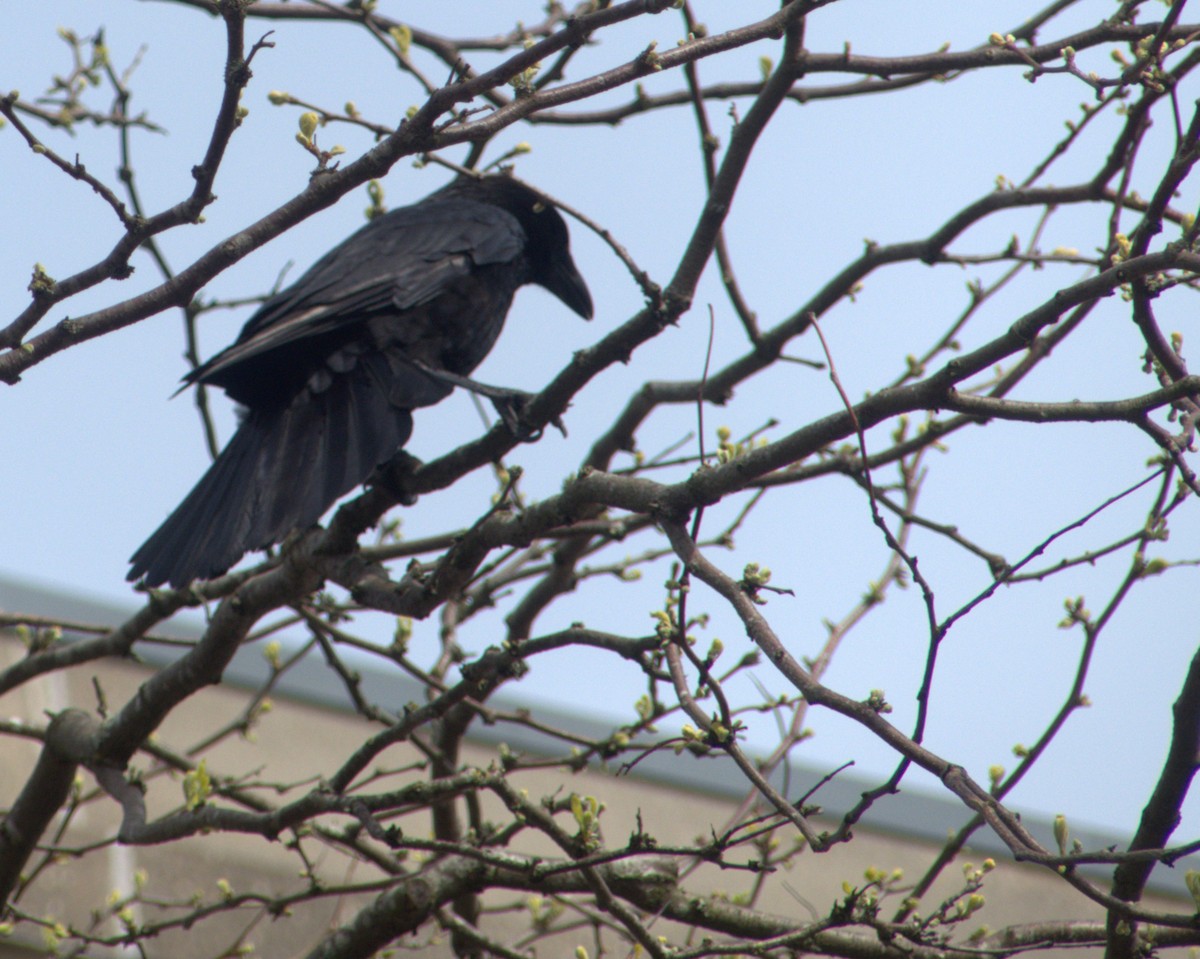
[463,175,594,321]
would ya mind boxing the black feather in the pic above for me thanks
[128,176,591,588]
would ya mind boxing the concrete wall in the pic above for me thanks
[0,631,1190,958]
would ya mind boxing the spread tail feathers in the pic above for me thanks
[129,356,416,589]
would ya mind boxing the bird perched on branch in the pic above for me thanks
[128,175,593,589]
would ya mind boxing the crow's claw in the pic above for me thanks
[491,390,543,441]
[370,450,423,506]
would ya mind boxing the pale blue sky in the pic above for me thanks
[3,1,1198,854]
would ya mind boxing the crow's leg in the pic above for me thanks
[406,360,565,440]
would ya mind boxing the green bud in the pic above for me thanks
[742,563,771,586]
[1053,814,1069,855]
[183,759,212,811]
[1185,869,1200,911]
[298,111,319,140]
[392,615,411,650]
[390,24,412,56]
[29,263,56,296]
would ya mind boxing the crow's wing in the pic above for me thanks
[189,197,526,389]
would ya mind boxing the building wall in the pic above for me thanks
[0,633,1189,958]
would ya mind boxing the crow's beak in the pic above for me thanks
[543,253,594,320]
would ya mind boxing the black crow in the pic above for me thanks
[128,175,593,589]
